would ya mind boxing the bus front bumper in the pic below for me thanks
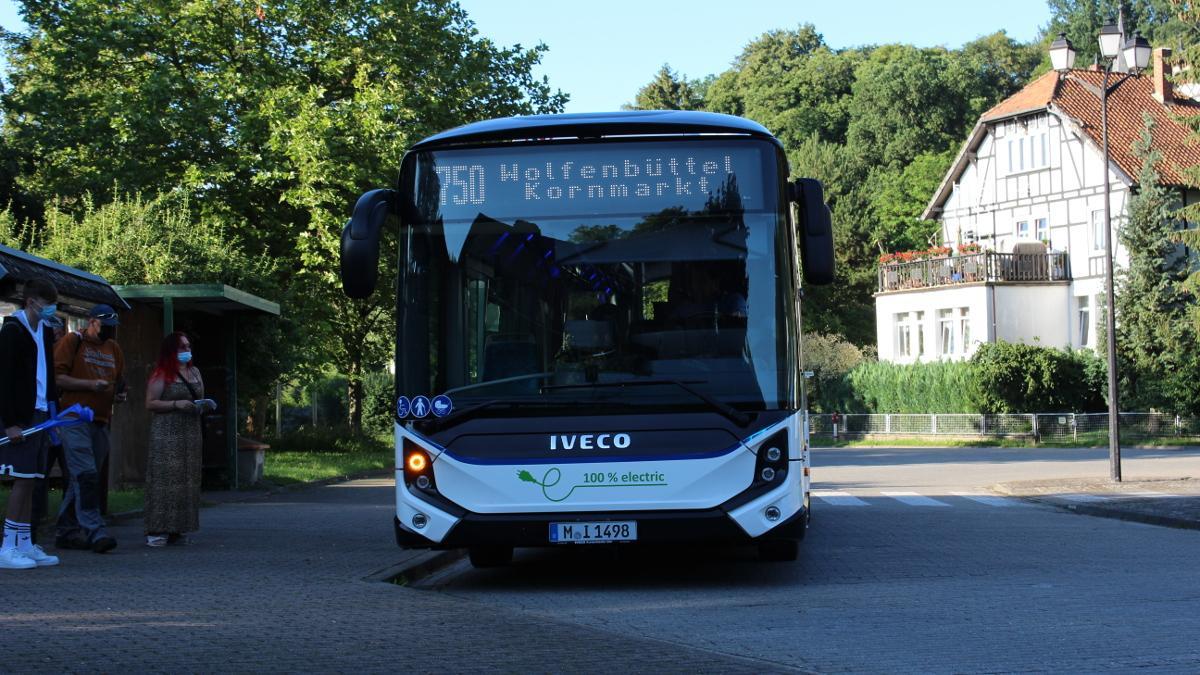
[394,469,808,549]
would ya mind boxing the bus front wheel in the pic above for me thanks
[468,546,513,568]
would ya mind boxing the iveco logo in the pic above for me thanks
[549,433,631,451]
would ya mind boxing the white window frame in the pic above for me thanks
[959,307,971,354]
[1035,217,1049,243]
[1016,220,1030,239]
[938,308,955,356]
[1091,209,1106,253]
[1077,296,1091,346]
[895,312,912,358]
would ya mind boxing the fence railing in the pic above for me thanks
[877,251,1070,292]
[810,412,1200,441]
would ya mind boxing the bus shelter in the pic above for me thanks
[111,284,280,489]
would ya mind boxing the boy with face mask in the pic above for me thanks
[0,277,62,569]
[53,304,125,553]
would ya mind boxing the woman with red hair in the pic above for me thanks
[143,332,205,547]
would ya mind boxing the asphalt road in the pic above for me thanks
[415,445,1200,673]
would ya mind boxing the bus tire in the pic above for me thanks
[468,546,513,568]
[758,539,799,562]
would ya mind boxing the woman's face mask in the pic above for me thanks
[38,303,58,322]
[178,351,193,364]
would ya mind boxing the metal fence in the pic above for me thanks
[810,412,1200,441]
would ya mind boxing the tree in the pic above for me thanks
[1,0,566,433]
[625,64,704,110]
[1046,0,1177,67]
[867,150,956,253]
[1113,114,1200,414]
[1166,0,1200,331]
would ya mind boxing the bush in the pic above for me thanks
[803,333,872,412]
[843,359,976,413]
[968,341,1104,414]
[269,427,389,454]
[362,370,395,438]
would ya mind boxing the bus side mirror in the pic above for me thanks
[341,189,396,299]
[791,178,835,286]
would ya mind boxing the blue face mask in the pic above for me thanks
[39,304,57,322]
[178,351,193,364]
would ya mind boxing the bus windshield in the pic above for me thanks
[396,138,797,418]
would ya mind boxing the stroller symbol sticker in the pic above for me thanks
[411,396,431,418]
[432,395,453,417]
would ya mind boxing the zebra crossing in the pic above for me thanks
[810,489,1181,508]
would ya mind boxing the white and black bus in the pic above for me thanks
[341,111,834,567]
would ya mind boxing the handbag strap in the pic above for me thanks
[176,370,200,402]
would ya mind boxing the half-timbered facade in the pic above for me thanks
[876,48,1200,363]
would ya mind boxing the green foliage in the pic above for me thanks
[267,427,390,455]
[968,342,1106,414]
[1046,0,1179,67]
[841,359,977,414]
[624,64,705,110]
[1114,113,1200,414]
[1,0,566,432]
[362,369,396,438]
[1167,1,1200,332]
[867,150,956,253]
[802,333,873,412]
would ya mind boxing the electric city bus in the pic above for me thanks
[340,111,834,567]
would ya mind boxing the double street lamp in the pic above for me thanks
[1049,26,1150,482]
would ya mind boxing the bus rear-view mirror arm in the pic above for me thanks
[790,178,835,286]
[341,188,397,299]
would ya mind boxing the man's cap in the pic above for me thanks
[88,304,120,326]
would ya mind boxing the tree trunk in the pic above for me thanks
[347,361,363,435]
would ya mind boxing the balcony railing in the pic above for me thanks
[877,251,1070,292]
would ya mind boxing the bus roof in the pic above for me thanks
[411,110,778,150]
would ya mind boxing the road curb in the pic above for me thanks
[363,548,467,585]
[991,485,1200,531]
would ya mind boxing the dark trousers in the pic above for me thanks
[30,442,67,544]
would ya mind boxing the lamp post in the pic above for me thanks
[1049,28,1150,482]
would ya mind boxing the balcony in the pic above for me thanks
[877,251,1070,293]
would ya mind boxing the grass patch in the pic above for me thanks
[0,484,144,523]
[258,430,393,485]
[261,449,393,485]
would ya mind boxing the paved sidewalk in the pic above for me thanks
[994,476,1200,529]
[3,477,781,673]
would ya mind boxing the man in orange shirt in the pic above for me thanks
[53,304,125,553]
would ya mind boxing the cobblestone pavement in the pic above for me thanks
[2,477,787,673]
[423,446,1200,674]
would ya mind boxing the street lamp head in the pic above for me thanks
[1098,23,1122,59]
[1049,33,1077,71]
[1123,32,1151,72]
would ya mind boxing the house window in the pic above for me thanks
[939,308,955,356]
[1091,209,1106,252]
[1035,218,1049,243]
[896,312,912,358]
[1007,139,1014,173]
[1017,220,1030,239]
[1077,296,1090,346]
[916,311,926,357]
[959,307,971,352]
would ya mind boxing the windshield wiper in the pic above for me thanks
[417,396,635,432]
[542,379,751,427]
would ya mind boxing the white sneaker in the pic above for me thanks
[145,535,167,548]
[20,544,59,567]
[0,547,36,570]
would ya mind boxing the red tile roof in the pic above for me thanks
[983,69,1200,186]
[981,70,1059,122]
[1052,69,1200,185]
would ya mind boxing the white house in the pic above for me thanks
[876,48,1200,363]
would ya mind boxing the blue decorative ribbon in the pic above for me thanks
[0,404,95,446]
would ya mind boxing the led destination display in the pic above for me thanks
[420,142,769,222]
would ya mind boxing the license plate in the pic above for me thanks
[549,521,637,544]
